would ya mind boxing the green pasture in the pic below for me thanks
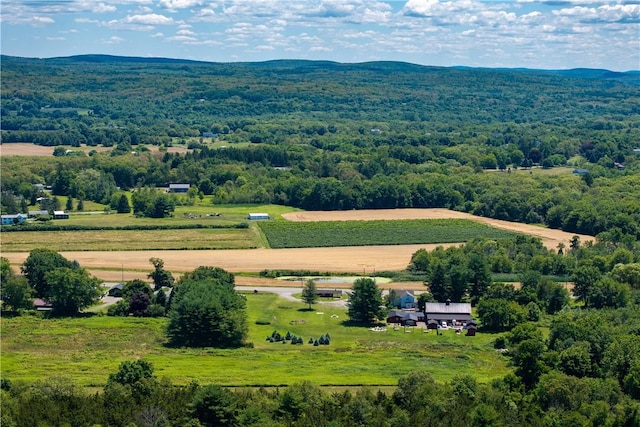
[0,292,510,388]
[59,201,297,227]
[259,219,520,248]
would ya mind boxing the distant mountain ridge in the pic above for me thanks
[2,54,638,85]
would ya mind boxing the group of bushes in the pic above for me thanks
[265,330,331,346]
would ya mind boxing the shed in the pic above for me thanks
[465,322,477,336]
[169,183,190,193]
[33,298,53,311]
[28,210,49,218]
[53,210,69,219]
[316,289,342,298]
[247,213,270,220]
[107,283,124,297]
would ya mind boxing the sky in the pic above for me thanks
[1,0,639,71]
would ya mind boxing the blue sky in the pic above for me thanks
[1,0,638,71]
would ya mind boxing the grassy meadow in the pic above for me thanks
[0,292,510,388]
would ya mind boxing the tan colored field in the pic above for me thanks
[0,143,188,157]
[2,244,444,277]
[2,208,594,280]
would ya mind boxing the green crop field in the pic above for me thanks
[0,292,510,388]
[259,219,520,248]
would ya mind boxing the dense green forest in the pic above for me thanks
[2,55,639,241]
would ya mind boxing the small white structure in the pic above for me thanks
[169,183,190,193]
[247,213,270,220]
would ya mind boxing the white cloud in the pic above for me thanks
[125,14,175,25]
[402,0,439,16]
[46,36,66,41]
[159,0,204,10]
[32,16,55,25]
[89,2,117,13]
[104,36,125,44]
[309,46,333,52]
[166,35,197,41]
[177,29,196,35]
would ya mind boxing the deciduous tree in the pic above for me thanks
[44,267,102,315]
[167,268,247,348]
[22,248,74,298]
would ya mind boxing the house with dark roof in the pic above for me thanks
[387,310,425,326]
[33,298,53,311]
[107,283,124,297]
[424,300,473,327]
[316,289,342,298]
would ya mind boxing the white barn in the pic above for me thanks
[247,213,270,220]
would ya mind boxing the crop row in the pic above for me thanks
[259,219,519,248]
[0,222,249,232]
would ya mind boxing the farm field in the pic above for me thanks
[0,142,190,156]
[282,208,595,250]
[0,292,509,387]
[2,208,595,279]
[259,219,519,248]
[0,228,259,252]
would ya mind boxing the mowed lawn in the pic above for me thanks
[0,292,510,388]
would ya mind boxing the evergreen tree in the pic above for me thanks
[347,278,384,324]
[116,194,131,213]
[301,279,318,309]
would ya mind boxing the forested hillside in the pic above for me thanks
[1,55,639,241]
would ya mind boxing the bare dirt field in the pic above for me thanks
[282,208,594,250]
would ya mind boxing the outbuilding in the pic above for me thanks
[53,210,69,219]
[169,183,190,193]
[247,213,270,220]
[424,300,473,327]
